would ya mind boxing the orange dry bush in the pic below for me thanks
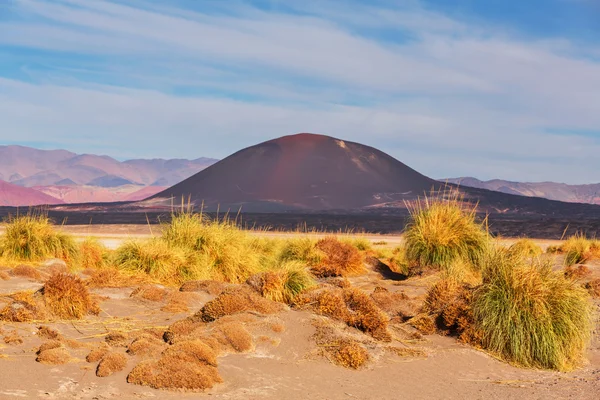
[271,323,285,333]
[105,331,129,347]
[130,285,168,302]
[96,352,128,377]
[163,319,204,344]
[3,331,23,345]
[312,237,365,277]
[584,279,600,298]
[42,273,99,319]
[0,291,45,322]
[421,278,481,345]
[37,326,62,340]
[179,280,227,296]
[0,271,10,280]
[409,314,437,335]
[163,340,218,367]
[564,265,592,280]
[10,265,41,280]
[196,286,282,322]
[78,238,108,270]
[214,322,253,353]
[36,347,70,365]
[161,292,197,313]
[332,340,370,369]
[87,344,110,363]
[37,340,62,353]
[127,335,168,357]
[85,267,147,288]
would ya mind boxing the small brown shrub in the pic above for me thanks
[196,286,282,322]
[215,322,253,353]
[0,291,45,322]
[36,347,70,365]
[271,323,285,333]
[332,340,369,369]
[105,331,129,347]
[130,285,168,302]
[127,335,168,357]
[161,292,195,313]
[409,314,437,335]
[0,271,10,280]
[42,273,99,319]
[163,319,204,344]
[96,352,128,377]
[322,277,352,288]
[179,280,227,296]
[85,267,146,288]
[3,331,23,345]
[564,265,592,280]
[10,265,41,280]
[128,357,222,391]
[37,340,62,354]
[87,344,110,363]
[312,237,365,277]
[37,326,62,340]
[584,279,600,298]
[163,340,218,367]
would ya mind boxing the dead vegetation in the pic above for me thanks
[96,352,128,377]
[313,323,370,369]
[41,273,99,319]
[87,344,111,363]
[10,265,41,280]
[0,291,46,322]
[130,285,168,302]
[312,237,365,277]
[36,347,71,365]
[3,330,23,345]
[584,279,600,298]
[196,286,283,322]
[564,264,592,280]
[105,331,130,347]
[246,261,315,304]
[127,334,168,357]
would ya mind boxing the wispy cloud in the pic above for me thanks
[0,0,599,183]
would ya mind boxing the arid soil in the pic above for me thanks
[0,231,598,400]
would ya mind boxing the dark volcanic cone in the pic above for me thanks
[149,133,439,211]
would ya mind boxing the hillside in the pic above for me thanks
[0,180,63,206]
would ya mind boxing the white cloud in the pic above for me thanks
[0,0,599,183]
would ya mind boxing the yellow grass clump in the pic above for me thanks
[508,239,543,258]
[246,261,316,304]
[473,249,593,371]
[0,214,78,263]
[41,273,99,319]
[403,191,489,273]
[558,235,600,266]
[312,236,365,277]
[584,279,600,298]
[77,238,110,270]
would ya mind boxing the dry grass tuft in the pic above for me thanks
[584,279,600,298]
[127,334,168,357]
[130,285,168,302]
[474,249,593,371]
[0,291,46,322]
[163,340,218,366]
[37,340,62,353]
[409,314,437,335]
[0,270,9,280]
[36,347,71,365]
[86,344,111,363]
[404,191,489,272]
[161,292,196,313]
[77,238,110,270]
[215,322,254,353]
[37,325,62,340]
[179,280,227,295]
[246,261,316,304]
[0,214,78,263]
[332,340,370,369]
[85,267,148,288]
[271,323,285,333]
[508,239,543,258]
[197,286,282,322]
[41,273,99,319]
[312,237,365,277]
[3,330,23,345]
[564,265,592,280]
[105,331,129,347]
[10,265,41,280]
[96,352,128,377]
[558,235,600,266]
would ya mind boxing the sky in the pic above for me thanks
[1,0,599,183]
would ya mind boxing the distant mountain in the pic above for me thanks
[445,177,600,205]
[0,180,63,206]
[0,145,218,206]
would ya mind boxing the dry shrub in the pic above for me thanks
[37,340,62,353]
[127,335,168,357]
[37,326,62,340]
[271,323,285,333]
[0,214,78,263]
[163,340,218,366]
[3,331,23,345]
[0,271,9,280]
[130,285,168,302]
[296,287,390,341]
[508,239,543,258]
[36,347,70,365]
[474,250,593,371]
[409,314,437,335]
[214,322,253,353]
[87,344,110,362]
[197,286,282,322]
[421,278,480,344]
[322,277,352,288]
[163,319,204,344]
[179,280,227,295]
[96,352,128,377]
[85,267,148,288]
[0,291,45,322]
[10,265,41,280]
[312,237,365,277]
[332,340,369,369]
[246,261,316,304]
[161,292,195,313]
[105,331,129,347]
[584,279,600,298]
[41,273,99,319]
[370,287,418,320]
[404,191,489,272]
[78,238,109,270]
[564,265,592,280]
[277,237,323,266]
[559,235,600,266]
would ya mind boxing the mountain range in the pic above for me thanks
[445,177,600,205]
[0,145,217,205]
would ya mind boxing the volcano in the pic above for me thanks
[149,133,440,211]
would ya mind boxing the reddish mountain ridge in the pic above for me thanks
[0,180,64,206]
[149,133,439,210]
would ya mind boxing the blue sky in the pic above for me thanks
[0,0,599,183]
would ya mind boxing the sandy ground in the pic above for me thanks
[0,228,597,399]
